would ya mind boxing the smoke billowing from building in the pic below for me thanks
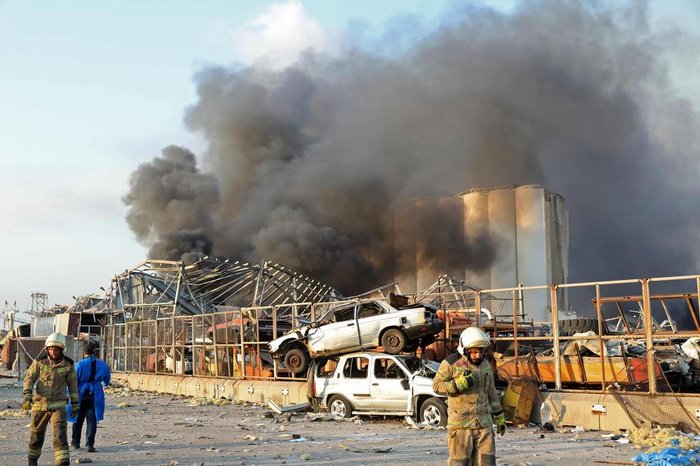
[125,1,700,294]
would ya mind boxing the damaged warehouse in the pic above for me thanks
[57,186,700,434]
[4,0,700,463]
[95,253,700,433]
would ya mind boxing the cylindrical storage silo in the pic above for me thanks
[462,188,491,290]
[486,188,518,290]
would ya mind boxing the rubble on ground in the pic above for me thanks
[629,426,700,452]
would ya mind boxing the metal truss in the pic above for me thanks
[105,258,343,322]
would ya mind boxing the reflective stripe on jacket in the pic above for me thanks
[432,352,502,429]
[23,355,79,411]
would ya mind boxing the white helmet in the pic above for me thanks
[457,327,490,355]
[45,332,66,349]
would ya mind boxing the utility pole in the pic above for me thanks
[2,300,18,331]
[30,292,48,317]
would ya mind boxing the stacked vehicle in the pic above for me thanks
[268,294,449,426]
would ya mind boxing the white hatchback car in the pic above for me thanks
[311,352,448,426]
[268,298,444,375]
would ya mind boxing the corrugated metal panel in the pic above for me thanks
[30,317,54,337]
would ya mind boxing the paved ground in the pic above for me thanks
[0,374,641,465]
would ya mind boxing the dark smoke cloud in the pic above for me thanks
[124,145,219,263]
[125,0,700,293]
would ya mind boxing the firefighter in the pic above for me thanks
[432,327,506,466]
[22,332,79,466]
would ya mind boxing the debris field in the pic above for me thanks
[0,376,642,466]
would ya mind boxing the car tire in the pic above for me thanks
[420,397,447,427]
[328,395,353,419]
[559,318,604,336]
[284,348,310,375]
[381,328,408,354]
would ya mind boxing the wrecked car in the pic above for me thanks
[268,299,444,375]
[311,352,447,426]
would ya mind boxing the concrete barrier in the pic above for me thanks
[113,372,308,406]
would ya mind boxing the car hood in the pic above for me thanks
[268,325,312,352]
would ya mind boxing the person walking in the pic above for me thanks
[22,332,79,466]
[69,343,111,452]
[432,327,506,466]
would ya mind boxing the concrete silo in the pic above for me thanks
[394,185,568,322]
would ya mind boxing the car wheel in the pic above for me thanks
[420,397,447,427]
[328,395,353,419]
[381,328,408,354]
[283,348,310,375]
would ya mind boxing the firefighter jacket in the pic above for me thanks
[432,352,503,429]
[23,354,79,412]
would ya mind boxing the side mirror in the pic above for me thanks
[400,379,410,391]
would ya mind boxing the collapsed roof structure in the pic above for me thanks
[103,258,344,322]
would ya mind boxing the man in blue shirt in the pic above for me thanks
[68,343,111,452]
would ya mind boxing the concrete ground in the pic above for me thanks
[0,374,641,465]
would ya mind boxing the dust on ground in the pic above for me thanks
[0,375,640,465]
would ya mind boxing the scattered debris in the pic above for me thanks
[540,422,555,432]
[268,399,310,414]
[571,426,586,433]
[404,416,445,430]
[0,408,27,417]
[188,397,232,406]
[630,427,700,452]
[115,402,133,409]
[300,453,311,461]
[373,447,393,453]
[338,444,393,454]
[633,447,700,465]
[592,461,634,465]
[75,458,93,463]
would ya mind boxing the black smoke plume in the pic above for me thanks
[125,1,700,293]
[123,145,219,264]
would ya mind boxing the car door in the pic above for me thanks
[339,355,372,410]
[369,355,411,412]
[355,301,388,349]
[308,304,360,353]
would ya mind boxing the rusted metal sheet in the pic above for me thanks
[498,355,662,385]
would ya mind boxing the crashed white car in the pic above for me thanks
[268,299,444,375]
[311,352,447,426]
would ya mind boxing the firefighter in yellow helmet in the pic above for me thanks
[22,332,79,466]
[432,327,505,466]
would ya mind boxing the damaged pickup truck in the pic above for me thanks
[268,299,444,375]
[311,352,448,426]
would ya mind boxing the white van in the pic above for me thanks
[311,351,447,427]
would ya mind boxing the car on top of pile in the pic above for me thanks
[268,295,445,375]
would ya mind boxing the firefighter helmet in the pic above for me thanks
[45,332,66,349]
[457,327,490,355]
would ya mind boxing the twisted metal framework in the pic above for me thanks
[106,258,343,322]
[414,274,499,310]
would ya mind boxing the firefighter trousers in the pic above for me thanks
[28,409,70,465]
[447,426,495,466]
